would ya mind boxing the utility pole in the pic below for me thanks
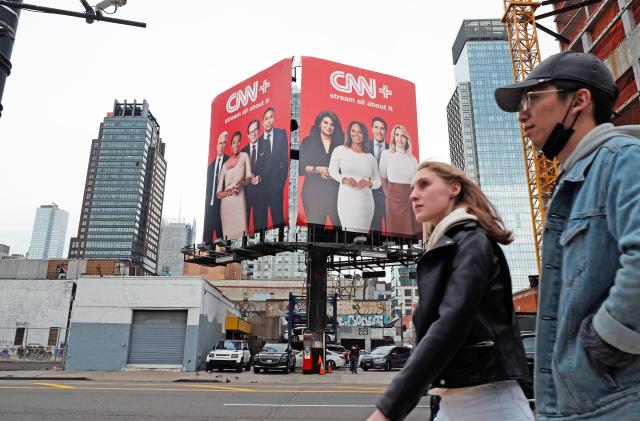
[0,0,21,117]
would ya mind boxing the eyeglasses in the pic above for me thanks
[518,89,566,112]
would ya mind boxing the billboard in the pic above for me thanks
[297,57,420,237]
[203,58,292,243]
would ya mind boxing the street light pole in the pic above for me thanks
[0,0,145,118]
[0,0,21,118]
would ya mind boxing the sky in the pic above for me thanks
[0,0,560,256]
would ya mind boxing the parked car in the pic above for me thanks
[253,342,295,373]
[359,345,411,371]
[326,344,349,360]
[206,340,251,373]
[357,350,370,366]
[294,349,346,370]
[518,332,535,404]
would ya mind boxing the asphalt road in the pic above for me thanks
[0,379,431,420]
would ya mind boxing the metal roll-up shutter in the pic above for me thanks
[127,310,187,365]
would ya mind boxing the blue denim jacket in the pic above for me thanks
[536,126,640,420]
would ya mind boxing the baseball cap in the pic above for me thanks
[494,51,618,112]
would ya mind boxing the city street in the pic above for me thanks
[0,370,431,420]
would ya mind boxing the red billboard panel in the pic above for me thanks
[204,58,292,243]
[297,57,420,238]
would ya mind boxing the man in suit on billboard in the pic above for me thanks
[243,119,269,231]
[368,116,388,232]
[203,131,228,243]
[260,107,289,227]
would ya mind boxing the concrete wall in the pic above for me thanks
[208,279,304,301]
[64,276,224,372]
[0,260,50,279]
[196,282,238,370]
[0,279,73,360]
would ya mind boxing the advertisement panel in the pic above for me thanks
[297,57,420,238]
[203,58,292,243]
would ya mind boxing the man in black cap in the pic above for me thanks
[495,51,640,420]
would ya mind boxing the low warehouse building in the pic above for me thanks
[64,276,238,372]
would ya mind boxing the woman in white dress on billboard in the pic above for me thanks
[329,121,381,233]
[217,132,252,238]
[379,124,420,236]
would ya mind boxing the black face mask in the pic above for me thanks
[541,94,580,160]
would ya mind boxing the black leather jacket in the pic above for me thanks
[376,221,529,421]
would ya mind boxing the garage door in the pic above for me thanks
[127,310,187,365]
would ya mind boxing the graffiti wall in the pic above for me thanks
[0,327,66,362]
[337,300,390,327]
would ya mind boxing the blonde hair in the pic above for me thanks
[417,161,513,245]
[389,124,412,155]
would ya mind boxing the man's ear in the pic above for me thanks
[572,88,592,114]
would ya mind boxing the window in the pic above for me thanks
[14,327,25,346]
[48,327,60,346]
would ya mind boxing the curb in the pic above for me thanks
[0,376,90,381]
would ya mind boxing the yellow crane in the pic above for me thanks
[502,0,557,278]
[502,0,600,278]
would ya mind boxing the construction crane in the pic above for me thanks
[502,0,603,277]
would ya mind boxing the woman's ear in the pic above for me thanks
[450,182,461,198]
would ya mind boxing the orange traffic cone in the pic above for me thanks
[318,355,325,375]
[327,360,332,374]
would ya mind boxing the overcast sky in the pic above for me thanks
[0,0,560,255]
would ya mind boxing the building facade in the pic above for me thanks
[447,19,538,291]
[64,276,237,372]
[0,244,9,257]
[390,265,417,319]
[27,203,69,259]
[69,100,167,276]
[0,279,73,363]
[554,0,640,125]
[157,218,195,276]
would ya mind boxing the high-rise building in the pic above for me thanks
[69,100,167,276]
[390,265,417,319]
[27,203,69,259]
[0,244,9,257]
[242,85,307,280]
[553,0,640,125]
[447,19,537,291]
[157,218,195,276]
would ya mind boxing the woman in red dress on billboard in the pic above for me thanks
[299,110,344,227]
[329,121,381,233]
[379,124,419,237]
[217,131,252,239]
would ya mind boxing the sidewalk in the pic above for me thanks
[0,367,397,385]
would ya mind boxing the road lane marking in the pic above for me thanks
[32,382,78,390]
[333,385,387,392]
[187,385,256,392]
[224,404,430,408]
[0,384,384,394]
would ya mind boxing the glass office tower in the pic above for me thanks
[157,218,195,276]
[27,203,69,259]
[447,20,537,291]
[69,100,166,275]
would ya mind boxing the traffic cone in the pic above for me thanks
[318,355,325,375]
[327,360,332,374]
